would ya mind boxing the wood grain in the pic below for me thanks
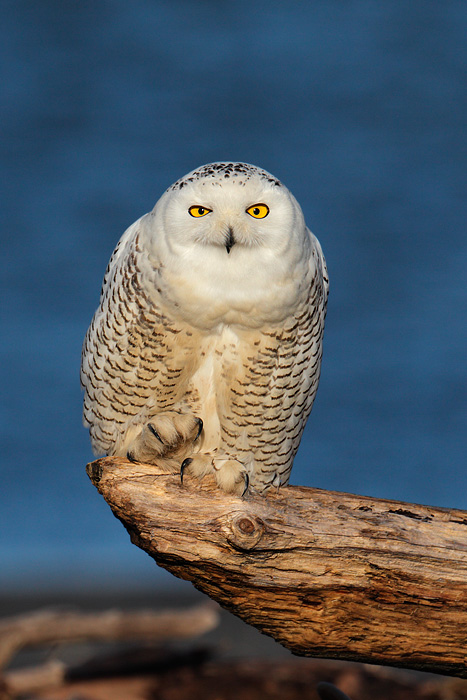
[87,457,467,677]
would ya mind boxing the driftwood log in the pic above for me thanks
[87,457,467,678]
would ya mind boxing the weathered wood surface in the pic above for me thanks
[87,457,467,678]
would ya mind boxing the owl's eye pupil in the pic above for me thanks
[198,208,205,215]
[253,208,260,216]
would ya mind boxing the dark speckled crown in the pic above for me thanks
[169,162,282,191]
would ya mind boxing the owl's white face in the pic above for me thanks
[142,163,314,329]
[160,165,304,258]
[170,187,276,254]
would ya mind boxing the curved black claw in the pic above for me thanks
[126,451,139,464]
[241,472,250,498]
[194,417,203,442]
[180,457,193,485]
[147,423,164,444]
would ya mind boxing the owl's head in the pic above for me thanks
[143,163,313,328]
[153,162,307,260]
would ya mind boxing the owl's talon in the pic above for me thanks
[180,457,193,484]
[148,422,164,444]
[241,472,250,497]
[127,451,138,463]
[194,417,203,441]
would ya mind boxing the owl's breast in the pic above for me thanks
[187,326,247,452]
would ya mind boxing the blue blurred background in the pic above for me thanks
[1,1,466,594]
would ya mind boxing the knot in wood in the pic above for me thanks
[238,517,255,534]
[227,512,265,551]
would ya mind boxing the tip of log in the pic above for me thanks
[86,455,283,507]
[86,460,104,486]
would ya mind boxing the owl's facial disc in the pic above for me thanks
[159,164,305,262]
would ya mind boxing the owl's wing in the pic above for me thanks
[216,229,329,490]
[287,229,329,455]
[261,231,328,485]
[80,217,201,456]
[310,229,329,303]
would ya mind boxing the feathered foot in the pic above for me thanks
[180,454,250,496]
[126,411,203,464]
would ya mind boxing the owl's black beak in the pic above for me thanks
[225,227,235,254]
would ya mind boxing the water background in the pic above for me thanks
[1,1,466,593]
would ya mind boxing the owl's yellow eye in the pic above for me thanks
[189,205,212,218]
[246,203,269,219]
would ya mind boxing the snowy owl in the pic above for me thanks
[81,162,329,494]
